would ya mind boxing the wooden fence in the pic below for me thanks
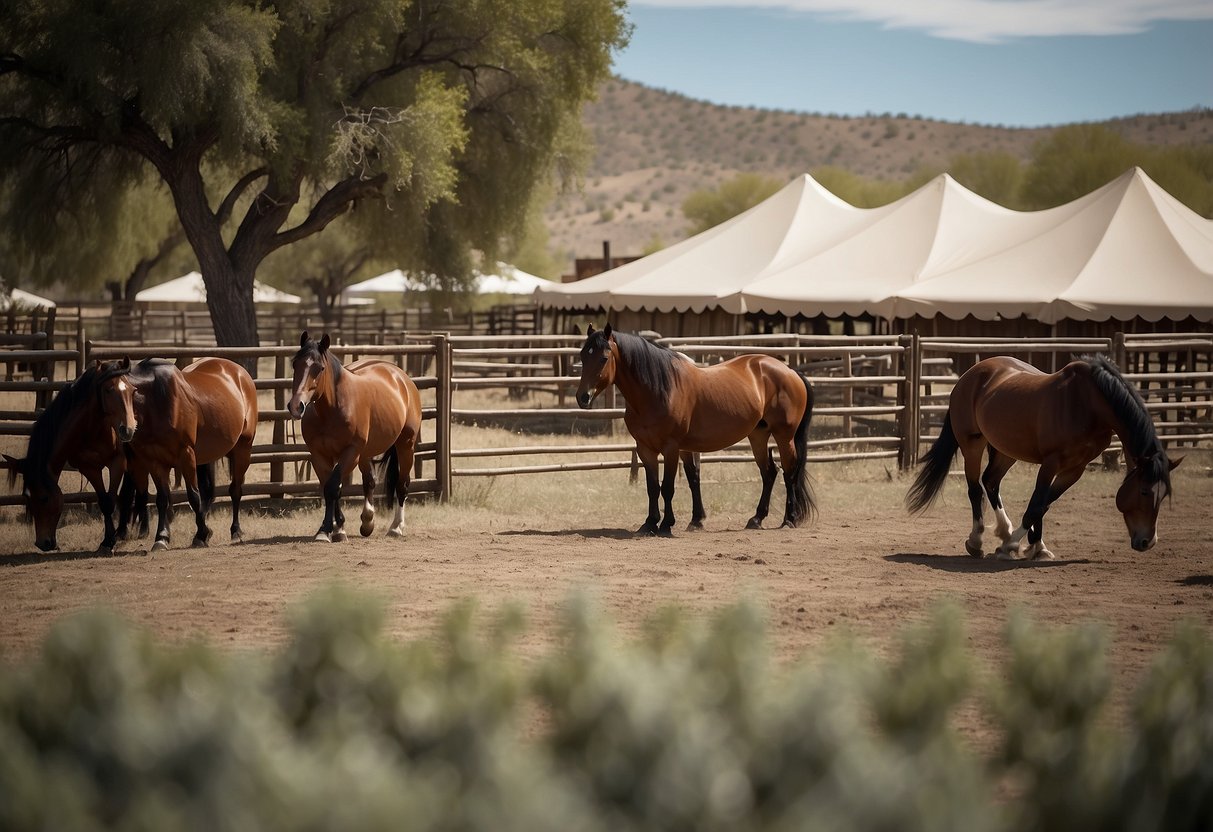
[0,330,1209,515]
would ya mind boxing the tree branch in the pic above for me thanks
[270,173,388,252]
[216,167,269,225]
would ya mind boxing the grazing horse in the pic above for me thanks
[101,357,258,551]
[906,354,1180,560]
[576,324,815,535]
[4,360,135,553]
[287,332,422,542]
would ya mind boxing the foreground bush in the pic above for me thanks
[1,588,1210,831]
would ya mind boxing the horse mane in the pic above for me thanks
[603,329,682,402]
[293,335,343,385]
[13,361,130,492]
[1083,354,1170,486]
[130,357,178,403]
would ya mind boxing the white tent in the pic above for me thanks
[135,271,302,304]
[536,168,1213,324]
[0,288,56,311]
[344,263,555,298]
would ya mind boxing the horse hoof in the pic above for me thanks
[686,521,705,532]
[360,523,374,537]
[191,537,209,549]
[994,548,1019,561]
[1031,546,1056,561]
[151,540,169,553]
[636,523,659,537]
[332,530,347,543]
[658,525,674,538]
[96,544,114,556]
[965,540,985,558]
[313,531,331,543]
[230,532,243,545]
[745,517,763,530]
[386,527,404,538]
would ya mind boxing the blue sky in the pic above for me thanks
[614,1,1213,127]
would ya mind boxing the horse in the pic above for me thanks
[287,332,422,542]
[906,354,1181,560]
[576,324,815,535]
[100,357,258,552]
[4,360,140,553]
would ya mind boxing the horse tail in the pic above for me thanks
[905,411,959,514]
[787,373,817,526]
[378,444,400,504]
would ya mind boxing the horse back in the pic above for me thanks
[675,354,806,450]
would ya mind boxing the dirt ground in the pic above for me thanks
[2,459,1211,735]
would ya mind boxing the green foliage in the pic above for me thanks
[682,173,783,234]
[1020,125,1140,209]
[948,151,1025,208]
[1,589,1211,831]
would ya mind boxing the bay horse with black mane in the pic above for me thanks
[101,357,258,552]
[906,354,1180,560]
[288,332,422,542]
[4,360,138,553]
[576,324,815,535]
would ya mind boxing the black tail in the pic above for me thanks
[378,445,400,505]
[786,374,817,526]
[906,411,959,514]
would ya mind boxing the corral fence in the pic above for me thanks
[0,329,1208,514]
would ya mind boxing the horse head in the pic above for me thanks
[1116,452,1182,551]
[576,323,617,409]
[98,358,138,442]
[4,452,61,552]
[289,331,332,418]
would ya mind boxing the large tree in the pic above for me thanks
[0,0,629,346]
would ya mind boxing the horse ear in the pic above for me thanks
[1169,455,1184,471]
[603,322,614,340]
[583,323,592,336]
[300,331,309,348]
[319,333,331,353]
[121,356,131,370]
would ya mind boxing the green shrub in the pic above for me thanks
[1,589,1210,831]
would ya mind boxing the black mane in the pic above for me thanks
[587,329,682,402]
[293,335,342,382]
[1084,354,1170,487]
[16,361,129,491]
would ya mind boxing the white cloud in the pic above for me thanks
[631,0,1213,43]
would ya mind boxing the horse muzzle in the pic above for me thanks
[576,391,594,409]
[1131,533,1156,552]
[35,537,58,553]
[118,425,137,443]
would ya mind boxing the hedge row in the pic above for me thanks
[1,587,1210,831]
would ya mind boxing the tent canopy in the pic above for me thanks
[0,288,56,311]
[343,263,554,297]
[136,272,302,304]
[536,168,1213,324]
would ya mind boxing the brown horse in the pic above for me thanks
[101,357,258,551]
[576,324,815,535]
[906,354,1181,560]
[4,360,137,553]
[287,332,422,542]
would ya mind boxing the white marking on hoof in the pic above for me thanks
[1027,542,1056,561]
[151,540,169,553]
[386,527,404,538]
[313,531,331,543]
[993,508,1014,542]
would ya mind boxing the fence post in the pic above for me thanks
[76,319,86,377]
[1112,331,1127,370]
[432,332,452,502]
[897,333,916,471]
[271,351,286,487]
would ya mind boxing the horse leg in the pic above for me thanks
[228,437,252,544]
[960,439,988,557]
[997,462,1060,560]
[83,467,116,555]
[1022,465,1085,561]
[635,445,662,536]
[311,458,336,542]
[982,448,1017,547]
[358,460,376,537]
[178,449,211,548]
[320,447,358,543]
[149,466,174,553]
[658,446,678,535]
[387,436,416,538]
[746,433,777,530]
[681,451,706,531]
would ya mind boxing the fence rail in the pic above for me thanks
[0,330,1208,516]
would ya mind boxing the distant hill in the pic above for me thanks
[544,78,1212,267]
